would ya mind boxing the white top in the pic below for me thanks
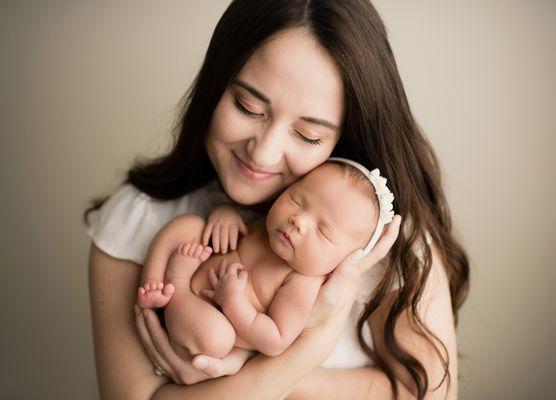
[87,181,430,368]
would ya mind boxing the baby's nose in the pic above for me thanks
[289,214,307,235]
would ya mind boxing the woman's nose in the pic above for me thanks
[246,122,286,168]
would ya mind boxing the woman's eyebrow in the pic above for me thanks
[232,79,270,104]
[231,79,339,131]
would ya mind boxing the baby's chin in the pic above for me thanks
[290,260,336,277]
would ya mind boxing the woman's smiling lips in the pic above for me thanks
[232,152,279,181]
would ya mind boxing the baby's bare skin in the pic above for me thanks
[138,164,377,359]
[160,219,320,357]
[137,242,212,309]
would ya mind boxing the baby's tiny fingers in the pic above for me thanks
[227,262,243,276]
[238,270,248,281]
[218,259,227,279]
[230,226,238,251]
[212,226,221,253]
[220,225,229,254]
[238,219,248,236]
[208,267,219,288]
[201,289,215,299]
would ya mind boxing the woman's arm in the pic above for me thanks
[90,243,337,399]
[89,244,166,399]
[286,367,414,400]
[287,245,458,400]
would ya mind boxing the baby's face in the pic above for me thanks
[266,164,377,276]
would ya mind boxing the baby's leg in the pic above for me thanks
[137,242,212,308]
[164,245,236,358]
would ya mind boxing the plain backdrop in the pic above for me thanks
[1,1,554,399]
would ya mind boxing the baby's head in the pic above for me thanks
[266,161,381,276]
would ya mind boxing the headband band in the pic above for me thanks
[328,157,395,256]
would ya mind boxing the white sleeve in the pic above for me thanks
[85,181,256,265]
[86,184,172,265]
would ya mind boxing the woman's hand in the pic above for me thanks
[296,215,402,364]
[202,204,248,254]
[134,305,253,385]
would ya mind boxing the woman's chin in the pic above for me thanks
[224,180,279,206]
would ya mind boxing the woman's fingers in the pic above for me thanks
[134,305,180,383]
[192,348,253,378]
[357,214,402,274]
[142,308,200,384]
[316,215,402,306]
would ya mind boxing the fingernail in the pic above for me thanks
[193,357,208,370]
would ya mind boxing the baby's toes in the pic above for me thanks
[187,243,200,257]
[179,242,192,256]
[199,246,213,262]
[162,283,175,297]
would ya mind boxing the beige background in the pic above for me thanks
[1,1,554,399]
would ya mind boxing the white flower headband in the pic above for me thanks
[328,157,395,257]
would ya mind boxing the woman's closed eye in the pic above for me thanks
[235,98,323,146]
[234,98,263,118]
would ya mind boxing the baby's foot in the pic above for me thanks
[165,243,213,285]
[137,281,175,309]
[178,242,213,261]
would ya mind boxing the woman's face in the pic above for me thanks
[205,28,344,205]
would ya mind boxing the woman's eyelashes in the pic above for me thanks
[234,98,263,118]
[234,97,323,146]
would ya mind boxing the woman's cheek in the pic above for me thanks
[210,99,253,143]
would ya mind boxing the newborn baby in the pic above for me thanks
[137,160,393,359]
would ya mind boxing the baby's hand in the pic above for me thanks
[202,204,248,254]
[201,259,248,306]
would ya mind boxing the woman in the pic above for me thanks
[86,0,469,399]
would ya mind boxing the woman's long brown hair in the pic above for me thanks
[84,1,469,398]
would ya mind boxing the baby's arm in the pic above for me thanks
[206,262,324,356]
[137,214,209,308]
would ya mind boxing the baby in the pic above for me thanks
[137,159,394,359]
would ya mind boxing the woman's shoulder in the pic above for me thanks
[86,180,228,265]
